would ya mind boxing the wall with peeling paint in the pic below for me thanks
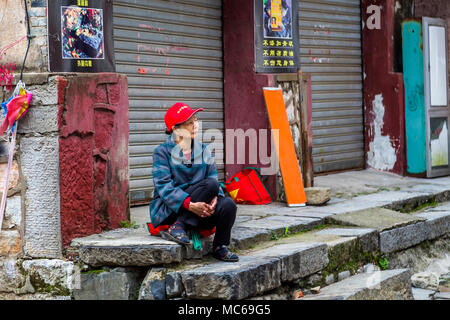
[362,0,406,175]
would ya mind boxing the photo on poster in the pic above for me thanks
[61,6,104,59]
[430,117,449,168]
[263,0,292,39]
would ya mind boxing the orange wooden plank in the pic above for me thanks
[263,87,307,206]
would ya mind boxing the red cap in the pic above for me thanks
[164,103,203,133]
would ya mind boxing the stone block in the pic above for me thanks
[78,245,183,267]
[328,207,425,232]
[180,256,282,300]
[72,229,184,267]
[30,26,46,37]
[28,77,59,106]
[412,288,435,300]
[338,270,351,281]
[411,272,439,291]
[0,161,20,193]
[22,259,75,295]
[29,7,46,17]
[305,187,331,205]
[251,242,329,282]
[0,259,27,293]
[0,293,71,300]
[325,274,334,285]
[316,227,379,252]
[30,17,47,27]
[166,272,183,299]
[415,211,450,240]
[301,269,413,300]
[238,215,322,237]
[139,268,167,300]
[379,222,428,253]
[18,105,58,134]
[230,226,272,250]
[434,292,450,300]
[326,236,358,270]
[3,195,22,230]
[0,230,22,257]
[20,135,61,258]
[181,236,213,260]
[363,263,380,273]
[73,267,143,300]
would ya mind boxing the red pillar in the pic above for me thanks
[58,73,130,247]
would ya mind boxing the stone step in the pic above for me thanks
[70,214,325,267]
[300,269,413,300]
[70,228,212,267]
[137,225,392,300]
[70,199,450,269]
[230,215,324,250]
[169,242,329,300]
[327,207,450,253]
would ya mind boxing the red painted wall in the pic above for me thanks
[223,0,277,198]
[362,0,406,175]
[58,73,129,247]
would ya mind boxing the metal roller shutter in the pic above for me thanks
[298,0,365,173]
[112,0,225,205]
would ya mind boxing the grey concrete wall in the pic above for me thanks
[20,75,61,258]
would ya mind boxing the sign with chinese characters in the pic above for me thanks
[48,0,115,72]
[254,0,300,73]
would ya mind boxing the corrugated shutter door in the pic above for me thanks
[113,0,225,204]
[299,0,364,173]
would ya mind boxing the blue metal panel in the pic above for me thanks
[402,20,426,174]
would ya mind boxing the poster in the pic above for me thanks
[255,0,300,73]
[48,0,115,72]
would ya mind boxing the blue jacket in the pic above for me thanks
[149,134,225,227]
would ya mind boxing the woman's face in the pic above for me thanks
[174,116,199,140]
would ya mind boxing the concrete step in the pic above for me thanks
[300,269,413,300]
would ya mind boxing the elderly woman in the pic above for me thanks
[149,103,239,262]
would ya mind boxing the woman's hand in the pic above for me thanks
[189,201,213,218]
[189,196,218,218]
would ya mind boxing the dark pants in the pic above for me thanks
[163,178,237,248]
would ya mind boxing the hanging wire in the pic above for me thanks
[19,0,32,82]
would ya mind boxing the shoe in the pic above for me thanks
[160,221,190,245]
[212,245,239,262]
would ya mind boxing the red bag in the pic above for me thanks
[221,167,272,205]
[146,223,216,238]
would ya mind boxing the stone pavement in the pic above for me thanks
[68,169,450,300]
